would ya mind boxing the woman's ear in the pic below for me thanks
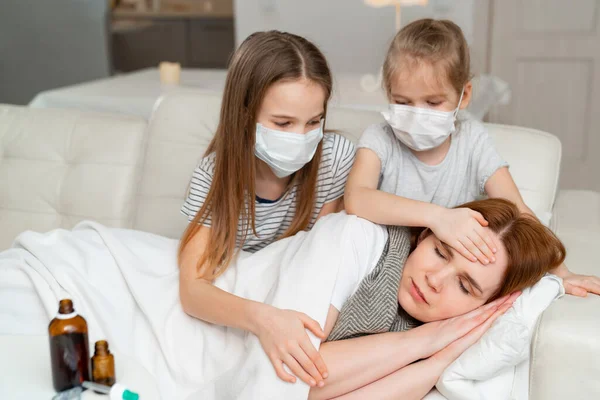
[459,80,473,110]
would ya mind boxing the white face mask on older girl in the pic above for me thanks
[382,88,464,152]
[254,121,324,178]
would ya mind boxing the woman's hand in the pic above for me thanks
[412,292,520,357]
[430,293,517,367]
[430,207,497,264]
[255,306,328,387]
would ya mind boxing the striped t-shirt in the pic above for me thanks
[181,133,356,253]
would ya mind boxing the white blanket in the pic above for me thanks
[0,213,362,399]
[0,212,564,400]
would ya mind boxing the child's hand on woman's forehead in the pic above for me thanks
[428,207,497,265]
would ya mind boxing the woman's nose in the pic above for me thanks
[426,266,453,293]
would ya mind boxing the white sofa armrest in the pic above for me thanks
[530,295,600,399]
[530,230,600,399]
[553,190,600,235]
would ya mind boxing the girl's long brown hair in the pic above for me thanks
[178,31,333,279]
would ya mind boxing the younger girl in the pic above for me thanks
[178,31,355,388]
[345,18,600,297]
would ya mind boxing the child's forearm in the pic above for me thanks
[345,186,443,228]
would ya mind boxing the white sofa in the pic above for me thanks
[1,92,599,399]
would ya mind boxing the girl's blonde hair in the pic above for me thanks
[383,18,471,97]
[178,31,332,280]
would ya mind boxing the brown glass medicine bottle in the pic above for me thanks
[92,340,116,386]
[48,299,91,392]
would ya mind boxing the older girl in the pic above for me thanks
[178,31,355,388]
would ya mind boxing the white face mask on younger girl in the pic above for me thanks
[254,121,324,178]
[382,89,464,152]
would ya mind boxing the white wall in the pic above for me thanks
[234,0,475,76]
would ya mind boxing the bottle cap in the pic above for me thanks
[122,389,139,400]
[110,383,139,400]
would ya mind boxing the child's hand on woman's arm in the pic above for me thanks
[255,307,328,387]
[179,226,328,387]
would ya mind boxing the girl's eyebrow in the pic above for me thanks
[271,112,323,120]
[426,93,448,99]
[270,114,296,119]
[391,92,448,99]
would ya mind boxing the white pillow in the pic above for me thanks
[435,275,564,400]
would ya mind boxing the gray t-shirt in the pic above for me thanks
[357,116,508,207]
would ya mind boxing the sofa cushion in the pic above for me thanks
[0,105,146,249]
[132,92,222,239]
[485,123,561,222]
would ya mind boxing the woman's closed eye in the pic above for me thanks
[427,101,442,106]
[434,246,449,261]
[434,247,445,259]
[435,245,471,295]
[458,279,470,295]
[308,119,321,127]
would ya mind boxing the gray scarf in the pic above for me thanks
[327,226,421,342]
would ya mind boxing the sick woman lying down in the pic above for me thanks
[306,198,565,400]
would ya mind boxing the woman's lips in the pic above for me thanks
[410,278,428,304]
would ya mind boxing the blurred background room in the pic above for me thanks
[1,0,599,192]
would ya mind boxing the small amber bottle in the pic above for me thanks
[48,299,91,392]
[92,340,116,386]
